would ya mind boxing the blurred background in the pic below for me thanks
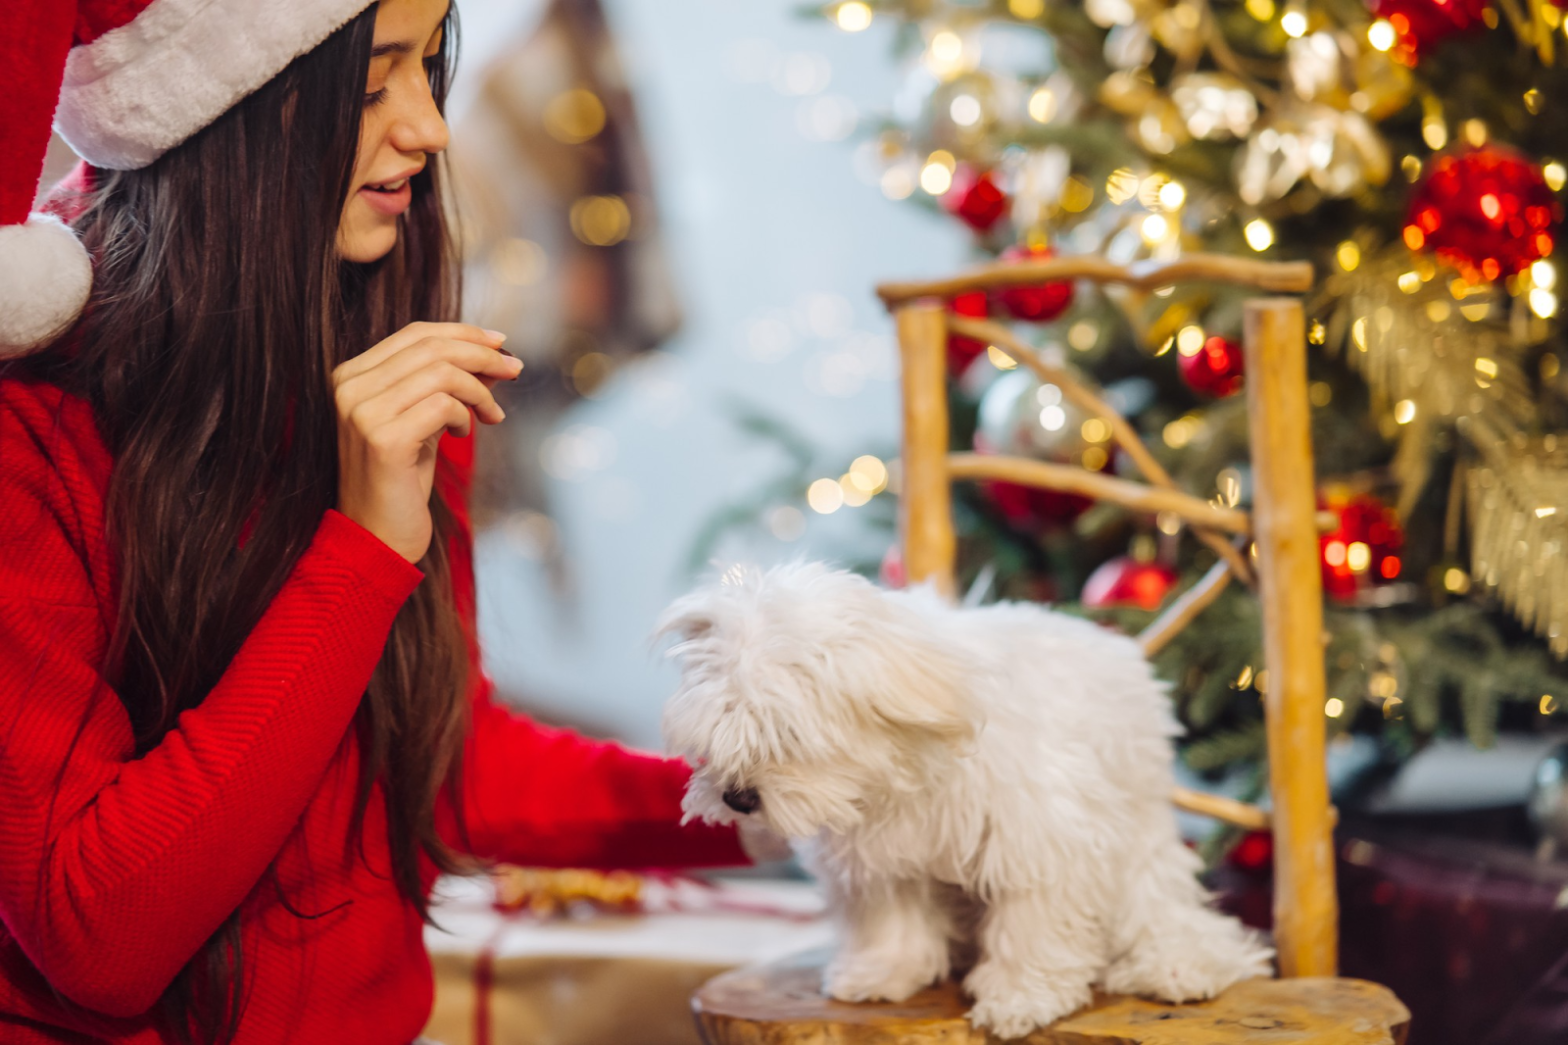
[445,0,964,749]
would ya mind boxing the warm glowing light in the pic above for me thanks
[1163,415,1201,448]
[1244,218,1274,251]
[834,1,873,31]
[849,455,889,494]
[1309,320,1327,345]
[1027,86,1058,123]
[1245,0,1275,19]
[1082,418,1112,442]
[929,29,964,65]
[1367,18,1396,50]
[1039,405,1068,431]
[1177,325,1206,356]
[1544,695,1559,715]
[1546,162,1568,192]
[1444,567,1471,593]
[1081,446,1109,470]
[1325,698,1345,717]
[1422,115,1448,150]
[1141,213,1171,243]
[1394,399,1416,424]
[1009,0,1046,17]
[950,94,983,126]
[1476,357,1500,380]
[543,89,607,144]
[839,474,872,507]
[1531,288,1560,318]
[1158,180,1187,210]
[1352,316,1369,351]
[1324,540,1347,567]
[987,345,1018,369]
[1398,271,1422,294]
[1463,119,1487,148]
[919,161,954,195]
[1480,192,1502,220]
[1281,8,1308,36]
[1068,321,1099,351]
[1537,505,1559,518]
[1106,167,1140,204]
[1157,511,1182,535]
[1380,556,1401,579]
[1403,225,1425,250]
[1061,177,1095,212]
[1533,260,1557,289]
[569,195,631,246]
[1347,541,1372,573]
[807,478,844,514]
[1336,240,1362,271]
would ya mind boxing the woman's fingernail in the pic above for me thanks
[484,328,507,342]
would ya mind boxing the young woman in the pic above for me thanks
[0,1,751,1042]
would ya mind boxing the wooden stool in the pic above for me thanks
[693,949,1410,1045]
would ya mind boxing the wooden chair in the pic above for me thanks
[693,254,1410,1044]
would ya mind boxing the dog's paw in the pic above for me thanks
[1102,930,1272,1004]
[964,962,1093,1039]
[824,951,942,1004]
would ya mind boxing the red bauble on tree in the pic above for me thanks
[1319,488,1405,601]
[1177,335,1245,397]
[1369,0,1488,58]
[1081,555,1178,610]
[943,165,1010,233]
[994,244,1075,322]
[946,290,990,375]
[1404,146,1562,282]
[879,544,906,589]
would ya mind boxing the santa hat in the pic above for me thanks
[1,0,377,357]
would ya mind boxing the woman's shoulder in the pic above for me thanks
[0,372,110,475]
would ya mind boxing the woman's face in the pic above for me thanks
[337,0,451,263]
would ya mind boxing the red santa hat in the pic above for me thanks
[2,0,379,357]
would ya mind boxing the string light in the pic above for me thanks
[1367,18,1396,50]
[1244,218,1274,251]
[807,478,844,514]
[1325,698,1345,717]
[833,1,873,31]
[1280,4,1308,37]
[1027,86,1058,123]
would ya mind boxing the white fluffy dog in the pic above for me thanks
[659,562,1272,1038]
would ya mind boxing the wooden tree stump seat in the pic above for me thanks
[692,949,1410,1045]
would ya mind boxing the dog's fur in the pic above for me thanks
[659,562,1272,1038]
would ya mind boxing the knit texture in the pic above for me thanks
[0,376,746,1044]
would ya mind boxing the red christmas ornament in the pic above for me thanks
[943,165,1010,233]
[994,244,1075,323]
[946,290,990,375]
[1081,556,1178,610]
[973,433,1093,527]
[1319,489,1404,601]
[1228,830,1274,874]
[1369,0,1488,59]
[1177,335,1245,397]
[1404,146,1561,282]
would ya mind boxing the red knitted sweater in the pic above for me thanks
[0,376,746,1044]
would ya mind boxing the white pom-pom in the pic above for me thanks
[0,213,93,358]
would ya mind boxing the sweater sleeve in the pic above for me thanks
[0,502,425,1019]
[448,673,750,870]
[427,429,747,872]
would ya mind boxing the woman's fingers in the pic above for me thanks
[337,336,520,407]
[334,323,505,382]
[390,391,474,445]
[354,361,505,429]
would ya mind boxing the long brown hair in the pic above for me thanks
[6,5,472,1041]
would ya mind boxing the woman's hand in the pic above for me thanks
[332,322,522,563]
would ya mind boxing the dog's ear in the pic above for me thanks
[654,593,717,649]
[851,599,979,744]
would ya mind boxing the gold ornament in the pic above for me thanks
[1170,73,1259,140]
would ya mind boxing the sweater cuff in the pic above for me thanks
[315,509,425,603]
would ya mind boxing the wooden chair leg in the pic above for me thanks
[897,302,957,599]
[1243,298,1338,977]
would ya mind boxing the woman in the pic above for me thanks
[0,1,750,1042]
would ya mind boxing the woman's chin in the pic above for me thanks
[336,220,399,264]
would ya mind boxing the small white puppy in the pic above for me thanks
[659,562,1271,1038]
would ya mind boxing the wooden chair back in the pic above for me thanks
[876,254,1335,978]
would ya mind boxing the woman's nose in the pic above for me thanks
[722,786,761,814]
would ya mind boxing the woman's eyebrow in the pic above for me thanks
[371,41,415,58]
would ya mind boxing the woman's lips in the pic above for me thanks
[359,179,412,217]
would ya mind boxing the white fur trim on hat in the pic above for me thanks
[56,0,376,170]
[0,214,93,357]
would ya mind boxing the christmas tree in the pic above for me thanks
[787,0,1568,792]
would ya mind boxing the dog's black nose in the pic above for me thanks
[722,786,761,814]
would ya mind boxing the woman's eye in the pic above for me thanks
[364,86,388,107]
